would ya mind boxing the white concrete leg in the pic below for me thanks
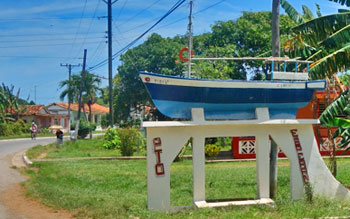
[147,128,170,211]
[289,159,304,200]
[193,136,206,202]
[255,133,270,198]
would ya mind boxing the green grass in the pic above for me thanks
[0,133,56,140]
[24,158,350,218]
[26,136,145,159]
[0,130,104,140]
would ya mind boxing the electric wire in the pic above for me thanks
[0,41,102,49]
[64,0,88,62]
[117,0,162,29]
[0,36,104,44]
[0,32,103,38]
[155,0,226,31]
[72,0,102,59]
[88,0,186,71]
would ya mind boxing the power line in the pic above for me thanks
[117,0,162,29]
[64,0,88,62]
[0,55,82,59]
[88,0,186,71]
[0,16,103,21]
[72,0,102,59]
[0,32,104,38]
[155,0,226,31]
[0,41,102,49]
[0,36,104,44]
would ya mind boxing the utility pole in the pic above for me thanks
[103,0,117,127]
[270,0,280,199]
[74,49,87,140]
[60,63,81,133]
[187,1,193,78]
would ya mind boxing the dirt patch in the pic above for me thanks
[0,184,74,219]
[37,152,47,159]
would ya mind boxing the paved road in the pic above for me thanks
[0,137,59,219]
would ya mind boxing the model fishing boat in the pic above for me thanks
[139,63,326,120]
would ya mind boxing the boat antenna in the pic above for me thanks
[187,0,193,78]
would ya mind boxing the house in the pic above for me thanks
[15,105,69,131]
[46,102,109,125]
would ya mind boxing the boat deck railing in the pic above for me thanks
[190,56,313,81]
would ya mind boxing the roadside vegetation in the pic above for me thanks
[26,128,146,159]
[23,159,350,218]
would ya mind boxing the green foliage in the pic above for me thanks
[0,120,30,136]
[320,89,350,150]
[304,183,314,203]
[204,144,220,158]
[102,128,121,150]
[282,2,350,79]
[116,128,145,156]
[0,83,21,123]
[280,0,305,24]
[71,120,94,139]
[100,114,109,128]
[329,0,350,7]
[39,128,50,134]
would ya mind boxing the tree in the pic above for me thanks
[82,73,103,138]
[0,84,21,122]
[59,72,102,138]
[59,75,81,103]
[320,89,350,152]
[115,33,184,122]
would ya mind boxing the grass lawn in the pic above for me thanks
[26,136,146,159]
[0,133,56,140]
[23,158,350,218]
[0,130,104,141]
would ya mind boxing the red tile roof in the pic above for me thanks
[10,105,47,115]
[53,102,109,114]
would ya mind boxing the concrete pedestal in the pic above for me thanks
[144,108,350,212]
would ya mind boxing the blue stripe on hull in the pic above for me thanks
[145,83,314,104]
[153,100,309,119]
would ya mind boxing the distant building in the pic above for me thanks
[46,102,109,125]
[14,105,69,130]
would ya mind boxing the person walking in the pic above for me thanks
[56,129,64,145]
[30,122,38,140]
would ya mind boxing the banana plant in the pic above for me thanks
[320,89,350,151]
[281,1,350,80]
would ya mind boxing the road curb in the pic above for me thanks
[22,152,33,166]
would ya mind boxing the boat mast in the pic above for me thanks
[187,1,193,78]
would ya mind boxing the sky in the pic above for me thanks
[0,0,347,105]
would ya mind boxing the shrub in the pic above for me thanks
[117,128,145,156]
[0,122,14,136]
[103,128,121,150]
[71,120,94,139]
[39,128,50,134]
[205,144,220,158]
[90,123,97,131]
[11,121,23,135]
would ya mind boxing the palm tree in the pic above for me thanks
[59,73,102,138]
[59,74,81,131]
[82,73,103,138]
